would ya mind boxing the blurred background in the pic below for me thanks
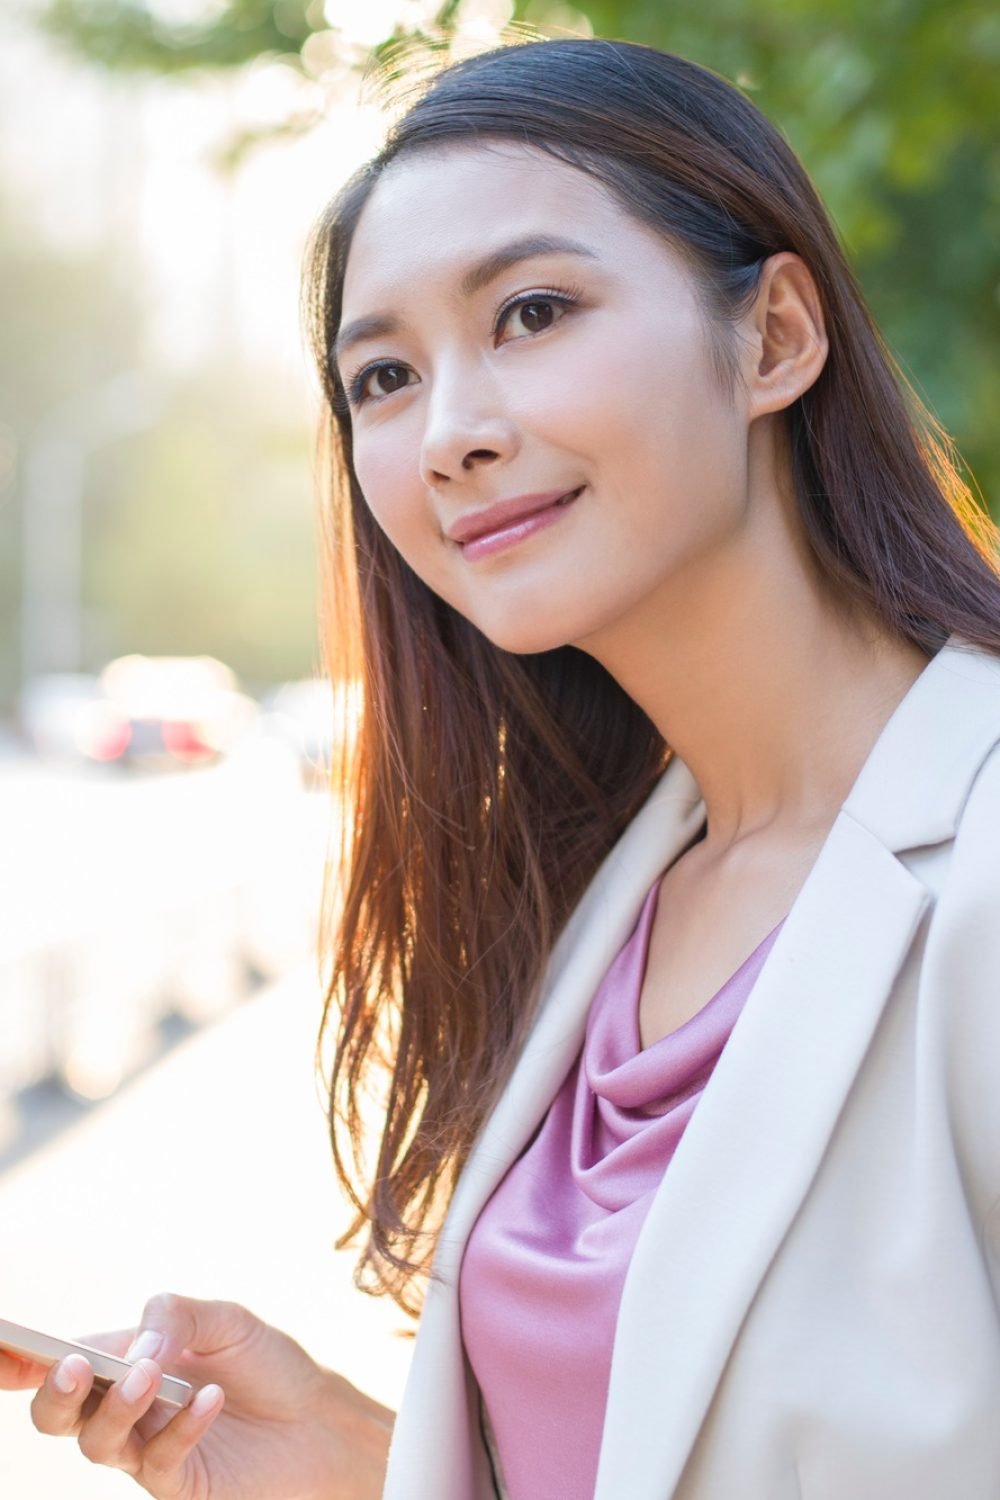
[0,0,996,1491]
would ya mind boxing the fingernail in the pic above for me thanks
[53,1360,78,1395]
[125,1331,163,1363]
[120,1362,154,1402]
[191,1384,223,1417]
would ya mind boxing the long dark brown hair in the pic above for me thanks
[304,36,1000,1317]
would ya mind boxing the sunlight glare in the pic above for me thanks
[323,0,434,50]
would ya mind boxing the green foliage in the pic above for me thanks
[37,0,461,72]
[39,0,312,72]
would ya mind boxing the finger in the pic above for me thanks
[30,1355,96,1437]
[137,1382,225,1487]
[126,1293,258,1367]
[74,1359,164,1475]
[0,1349,47,1391]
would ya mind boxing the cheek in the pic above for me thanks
[594,336,739,507]
[502,320,640,442]
[353,427,466,608]
[510,312,716,467]
[353,435,424,554]
[505,339,610,433]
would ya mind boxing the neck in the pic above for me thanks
[575,484,931,852]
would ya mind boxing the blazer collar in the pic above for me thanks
[842,631,1000,850]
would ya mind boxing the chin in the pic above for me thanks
[474,615,578,658]
[471,589,629,658]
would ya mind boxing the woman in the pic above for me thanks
[4,35,1000,1500]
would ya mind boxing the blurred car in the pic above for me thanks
[19,673,131,764]
[99,654,258,769]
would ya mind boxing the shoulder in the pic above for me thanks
[943,723,1000,909]
[923,729,1000,1214]
[922,638,1000,906]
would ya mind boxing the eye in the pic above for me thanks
[495,289,578,344]
[347,360,415,408]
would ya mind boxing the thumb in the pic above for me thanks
[125,1294,259,1368]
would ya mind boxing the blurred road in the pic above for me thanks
[0,743,331,1118]
[0,961,415,1497]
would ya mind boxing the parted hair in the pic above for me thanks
[304,36,1000,1316]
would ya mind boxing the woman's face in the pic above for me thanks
[338,142,756,657]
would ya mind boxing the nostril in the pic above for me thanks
[462,449,500,469]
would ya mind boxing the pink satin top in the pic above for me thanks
[459,870,786,1500]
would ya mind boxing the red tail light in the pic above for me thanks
[162,720,214,760]
[76,715,132,762]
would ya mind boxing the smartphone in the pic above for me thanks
[0,1317,194,1408]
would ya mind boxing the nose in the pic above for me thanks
[419,364,520,487]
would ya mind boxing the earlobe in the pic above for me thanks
[748,252,829,417]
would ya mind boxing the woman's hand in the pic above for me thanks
[0,1294,393,1500]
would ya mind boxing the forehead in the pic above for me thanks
[341,142,656,310]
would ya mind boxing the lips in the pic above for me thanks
[447,488,584,546]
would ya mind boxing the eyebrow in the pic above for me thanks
[333,234,600,367]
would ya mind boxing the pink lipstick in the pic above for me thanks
[449,487,583,561]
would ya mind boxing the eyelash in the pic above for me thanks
[493,281,583,341]
[341,282,583,411]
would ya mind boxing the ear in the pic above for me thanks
[743,252,829,418]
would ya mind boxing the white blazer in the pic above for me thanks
[381,632,1000,1499]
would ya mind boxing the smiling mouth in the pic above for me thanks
[499,485,581,529]
[457,486,584,560]
[468,487,583,544]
